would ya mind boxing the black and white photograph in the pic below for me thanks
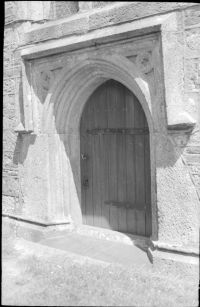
[2,1,200,306]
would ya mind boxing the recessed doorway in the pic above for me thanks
[80,80,152,236]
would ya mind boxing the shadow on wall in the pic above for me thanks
[156,131,193,169]
[13,134,37,165]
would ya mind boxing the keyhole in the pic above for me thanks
[82,177,89,189]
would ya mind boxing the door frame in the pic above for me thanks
[41,54,157,239]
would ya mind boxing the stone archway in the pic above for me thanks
[41,54,157,239]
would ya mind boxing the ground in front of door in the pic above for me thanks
[2,235,198,306]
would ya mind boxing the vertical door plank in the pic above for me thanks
[125,91,137,234]
[108,135,118,230]
[92,89,103,227]
[126,136,137,235]
[126,133,137,234]
[144,119,152,236]
[99,85,111,229]
[100,134,111,229]
[92,134,102,227]
[84,98,94,226]
[80,140,86,224]
[136,210,146,236]
[116,85,127,233]
[80,105,86,223]
[80,102,90,225]
[107,81,120,231]
[134,97,146,235]
[117,134,127,233]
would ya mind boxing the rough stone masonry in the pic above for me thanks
[3,1,200,277]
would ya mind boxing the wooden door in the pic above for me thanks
[80,80,151,236]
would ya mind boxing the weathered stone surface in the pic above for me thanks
[5,1,54,24]
[183,92,200,123]
[3,151,18,169]
[193,174,200,189]
[3,114,16,130]
[190,164,200,174]
[3,78,16,94]
[23,2,197,45]
[185,28,200,59]
[3,94,15,108]
[2,195,16,214]
[79,1,116,11]
[3,14,30,203]
[3,131,18,152]
[89,2,196,31]
[4,67,21,80]
[3,175,19,197]
[18,134,51,222]
[78,1,93,11]
[92,2,115,9]
[5,1,18,25]
[184,153,200,165]
[23,16,89,44]
[161,29,185,128]
[186,28,200,51]
[186,146,200,154]
[184,6,200,27]
[185,59,200,91]
[3,51,14,69]
[55,1,79,19]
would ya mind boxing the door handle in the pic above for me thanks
[81,153,88,160]
[82,177,89,188]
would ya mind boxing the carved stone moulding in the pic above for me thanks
[28,33,157,108]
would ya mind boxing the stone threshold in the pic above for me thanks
[75,224,149,247]
[2,215,150,252]
[45,224,151,253]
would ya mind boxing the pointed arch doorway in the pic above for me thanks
[80,80,152,237]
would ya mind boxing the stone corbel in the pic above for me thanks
[167,111,196,133]
[14,122,33,134]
